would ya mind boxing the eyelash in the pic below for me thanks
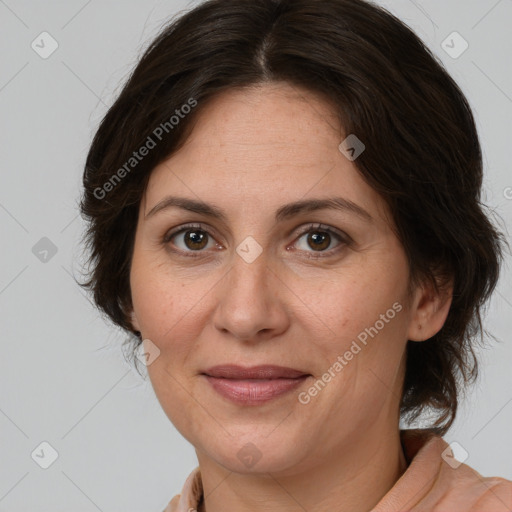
[162,222,351,259]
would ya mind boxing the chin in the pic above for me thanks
[202,434,307,475]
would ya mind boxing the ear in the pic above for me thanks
[407,275,453,342]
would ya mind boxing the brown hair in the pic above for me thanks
[79,0,508,434]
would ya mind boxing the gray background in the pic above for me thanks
[1,0,511,510]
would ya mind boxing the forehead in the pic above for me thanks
[179,83,342,159]
[142,83,390,226]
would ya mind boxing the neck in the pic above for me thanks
[196,427,407,512]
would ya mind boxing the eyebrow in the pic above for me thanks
[145,195,373,223]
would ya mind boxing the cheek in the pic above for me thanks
[131,274,174,339]
[132,268,203,432]
[130,256,207,374]
[130,246,186,339]
[299,260,409,379]
[145,358,201,446]
[303,265,404,335]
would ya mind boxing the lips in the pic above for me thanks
[201,365,311,405]
[202,364,309,379]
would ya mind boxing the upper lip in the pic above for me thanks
[202,365,309,379]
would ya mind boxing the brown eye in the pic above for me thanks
[183,229,209,250]
[293,224,349,257]
[164,225,217,254]
[306,231,331,251]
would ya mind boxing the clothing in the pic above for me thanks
[162,429,512,511]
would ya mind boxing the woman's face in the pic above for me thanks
[129,82,431,475]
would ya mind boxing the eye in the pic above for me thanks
[292,223,349,257]
[163,224,220,256]
[163,222,350,258]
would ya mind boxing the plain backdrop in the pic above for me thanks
[1,0,511,510]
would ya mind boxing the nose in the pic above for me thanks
[212,248,290,342]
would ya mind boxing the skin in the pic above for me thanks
[129,82,452,512]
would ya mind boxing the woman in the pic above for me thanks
[79,0,512,510]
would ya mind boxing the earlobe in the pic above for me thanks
[407,278,453,342]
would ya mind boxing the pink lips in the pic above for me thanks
[202,365,310,405]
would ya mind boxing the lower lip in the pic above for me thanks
[203,375,309,405]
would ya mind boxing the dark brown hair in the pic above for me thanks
[79,0,508,434]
